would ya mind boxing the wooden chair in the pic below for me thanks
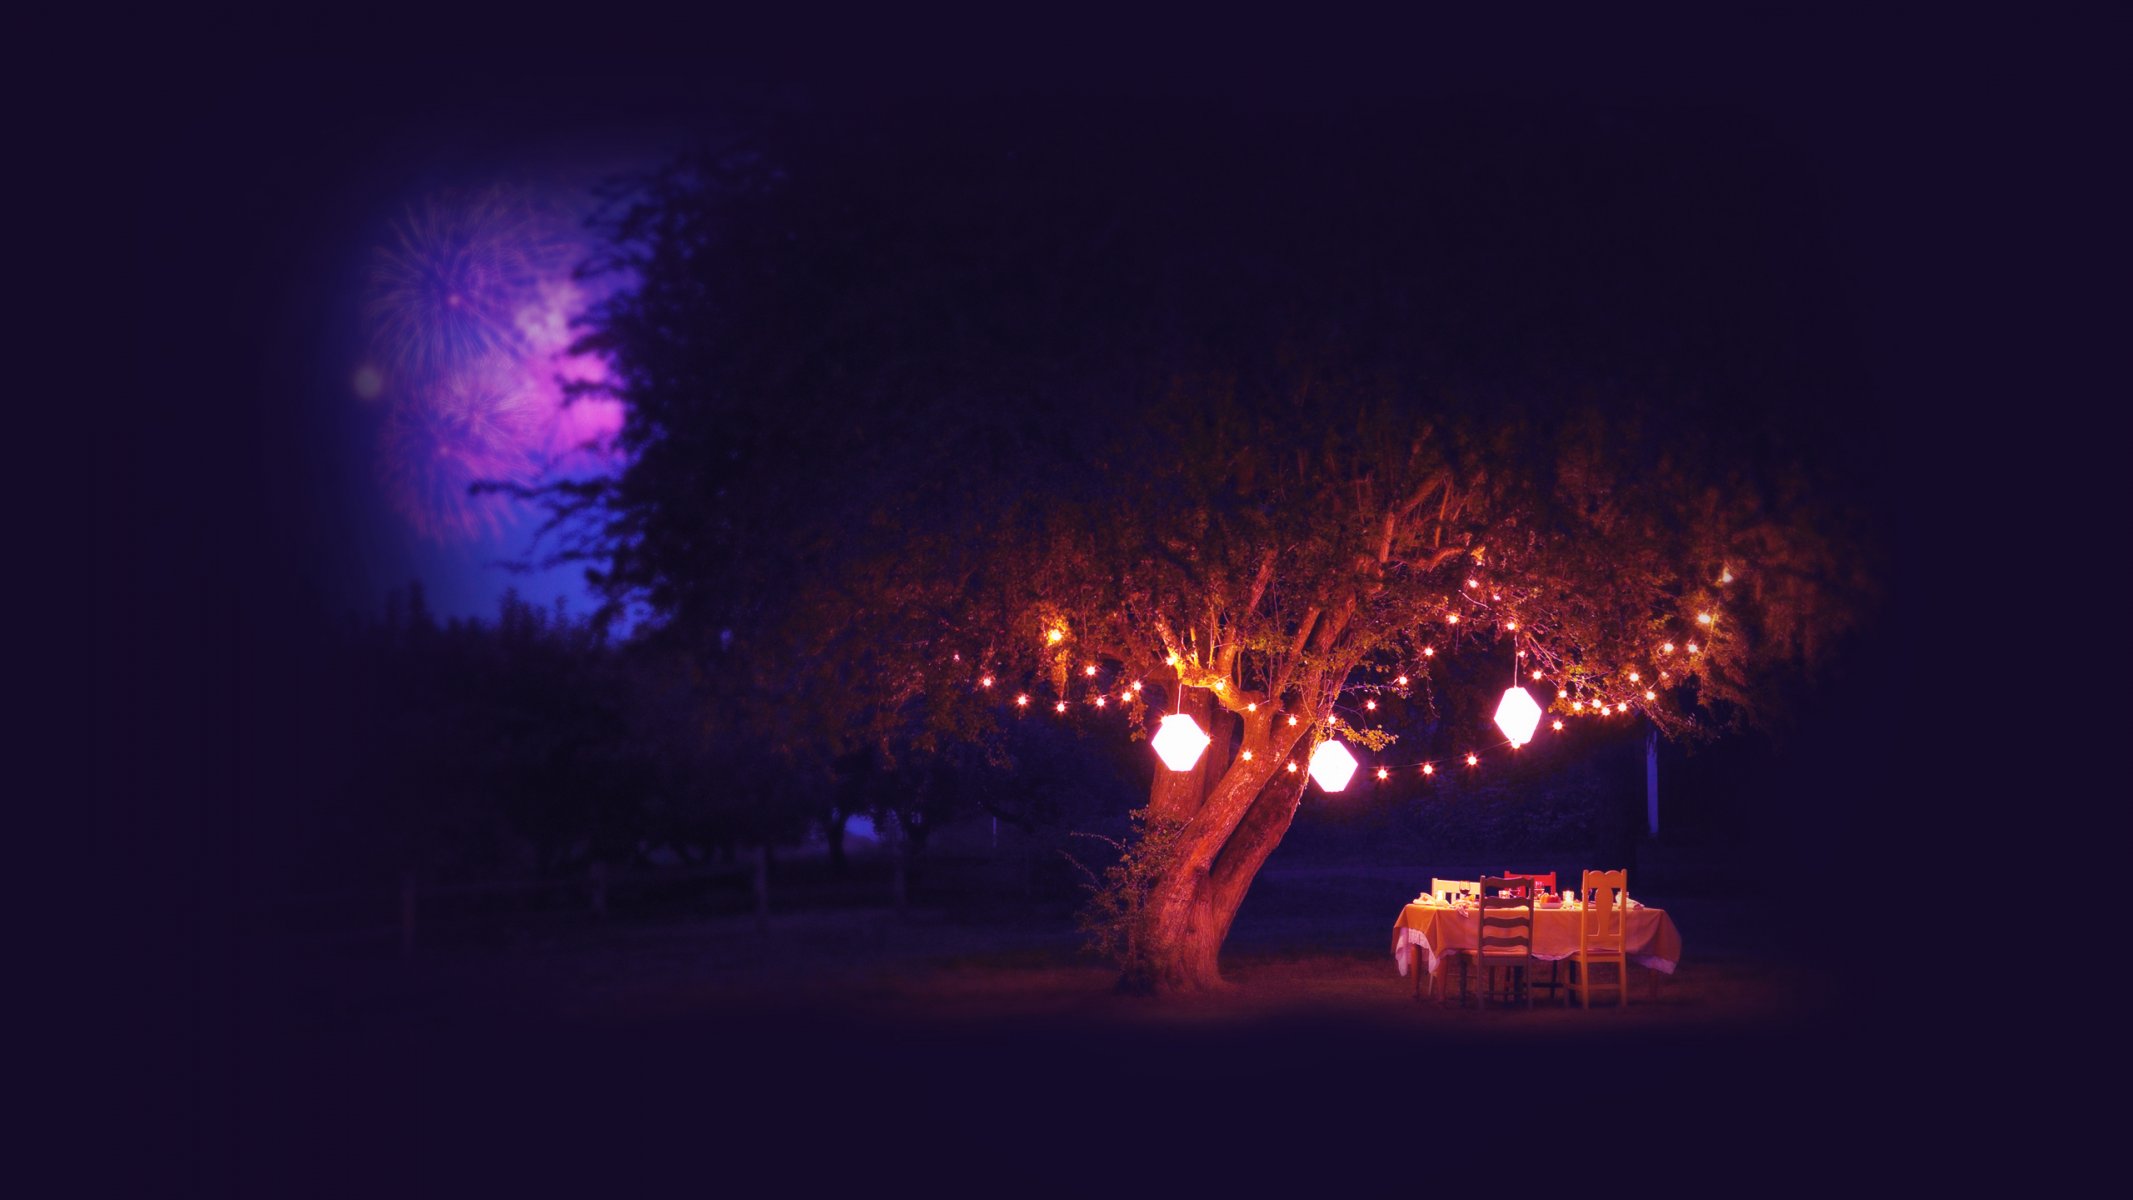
[1569,869,1631,1009]
[1430,877,1480,901]
[1424,878,1481,1001]
[1474,876,1536,1009]
[1504,871,1561,999]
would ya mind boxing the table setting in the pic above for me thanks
[1391,880,1683,999]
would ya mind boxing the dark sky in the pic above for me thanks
[120,20,2038,637]
[146,40,1906,627]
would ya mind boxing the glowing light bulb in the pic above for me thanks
[1551,719,1564,731]
[1531,670,1543,680]
[1287,715,1298,726]
[1423,763,1436,776]
[1212,680,1225,691]
[1697,612,1713,625]
[1687,642,1700,654]
[1466,578,1479,589]
[1151,713,1211,771]
[1095,696,1106,707]
[1047,629,1064,644]
[1465,753,1479,767]
[1285,761,1298,773]
[980,676,994,688]
[1627,671,1639,683]
[1246,702,1257,712]
[1397,675,1410,686]
[1166,654,1180,667]
[1661,643,1674,653]
[1131,680,1142,691]
[1721,570,1734,584]
[1644,690,1656,701]
[1376,767,1390,781]
[1308,741,1358,791]
[1422,647,1436,658]
[1557,689,1567,699]
[1015,694,1029,707]
[1573,700,1585,711]
[1055,702,1067,713]
[1616,703,1628,714]
[1241,749,1254,761]
[1084,664,1097,676]
[953,654,961,662]
[1327,715,1338,726]
[1364,699,1377,711]
[1121,694,1131,703]
[1447,613,1460,624]
[1505,620,1517,630]
[1492,594,1502,602]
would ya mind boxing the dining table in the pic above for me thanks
[1392,895,1684,1000]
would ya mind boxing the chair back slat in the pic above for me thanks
[1504,870,1556,892]
[1580,869,1629,947]
[1477,876,1534,956]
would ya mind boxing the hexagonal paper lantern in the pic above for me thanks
[1494,685,1543,747]
[1151,713,1212,772]
[1307,739,1359,792]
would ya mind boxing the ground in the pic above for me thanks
[230,855,1893,1194]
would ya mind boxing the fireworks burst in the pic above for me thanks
[358,184,622,543]
[365,189,574,378]
[376,358,545,542]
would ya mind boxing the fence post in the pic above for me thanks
[400,871,417,958]
[752,844,770,935]
[890,819,909,913]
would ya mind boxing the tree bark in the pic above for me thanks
[1148,681,1225,824]
[1123,692,1313,993]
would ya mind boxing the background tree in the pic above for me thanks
[556,102,1876,992]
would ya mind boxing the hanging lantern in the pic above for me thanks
[1494,685,1543,747]
[1151,713,1211,772]
[1308,740,1359,792]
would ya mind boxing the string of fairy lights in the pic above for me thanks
[951,566,1735,792]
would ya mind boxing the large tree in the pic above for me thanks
[557,102,1870,991]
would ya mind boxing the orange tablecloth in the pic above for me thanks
[1391,900,1683,979]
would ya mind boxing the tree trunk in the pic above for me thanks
[1149,684,1228,824]
[1123,691,1312,994]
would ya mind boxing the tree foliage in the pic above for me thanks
[562,103,1868,745]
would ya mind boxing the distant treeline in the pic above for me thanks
[270,583,1656,902]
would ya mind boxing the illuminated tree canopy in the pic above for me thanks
[552,104,1874,991]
